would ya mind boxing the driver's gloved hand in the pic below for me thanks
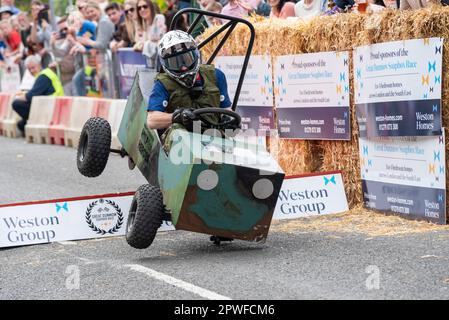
[172,108,198,131]
[221,114,241,130]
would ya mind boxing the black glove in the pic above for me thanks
[220,114,241,130]
[172,108,198,131]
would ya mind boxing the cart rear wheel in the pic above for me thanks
[126,184,164,249]
[77,117,111,178]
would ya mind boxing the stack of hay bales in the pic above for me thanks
[200,6,449,209]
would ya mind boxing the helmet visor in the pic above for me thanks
[163,49,199,75]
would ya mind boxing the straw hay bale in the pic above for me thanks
[200,5,449,212]
[271,204,449,237]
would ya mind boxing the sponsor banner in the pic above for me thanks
[359,132,446,224]
[0,193,174,248]
[215,55,274,133]
[354,38,443,137]
[277,107,349,139]
[116,48,148,99]
[0,171,348,248]
[273,171,349,219]
[274,51,350,140]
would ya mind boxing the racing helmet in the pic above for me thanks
[158,30,201,88]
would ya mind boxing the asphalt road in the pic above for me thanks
[2,136,449,300]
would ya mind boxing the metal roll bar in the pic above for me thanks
[169,8,255,112]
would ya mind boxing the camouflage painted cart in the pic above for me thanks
[76,9,285,249]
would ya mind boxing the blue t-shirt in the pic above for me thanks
[147,68,232,112]
[77,21,96,50]
[77,21,97,40]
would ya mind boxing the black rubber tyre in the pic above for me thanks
[126,184,164,249]
[77,117,111,178]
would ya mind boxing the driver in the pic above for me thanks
[146,30,233,133]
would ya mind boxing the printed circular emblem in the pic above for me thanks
[163,100,168,107]
[252,178,274,200]
[85,199,124,235]
[220,95,225,102]
[197,169,219,191]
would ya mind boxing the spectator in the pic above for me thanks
[30,0,52,49]
[77,1,114,51]
[134,0,166,67]
[0,5,13,20]
[105,2,124,28]
[221,0,254,19]
[205,1,224,26]
[12,55,63,136]
[68,10,96,50]
[76,0,89,18]
[188,0,212,37]
[383,0,398,8]
[294,0,327,19]
[164,2,189,31]
[105,2,126,51]
[10,14,19,32]
[0,28,6,66]
[72,1,114,96]
[255,0,272,16]
[333,0,354,10]
[135,0,166,46]
[50,16,76,95]
[17,12,32,48]
[95,0,110,13]
[27,40,53,69]
[270,0,295,17]
[0,19,22,64]
[1,0,19,15]
[110,0,138,51]
[399,0,432,9]
[198,0,214,8]
[54,12,87,95]
[178,0,193,9]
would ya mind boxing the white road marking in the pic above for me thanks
[57,241,78,245]
[124,264,232,300]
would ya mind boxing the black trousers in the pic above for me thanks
[12,99,31,132]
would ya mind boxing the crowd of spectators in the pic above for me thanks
[0,0,447,102]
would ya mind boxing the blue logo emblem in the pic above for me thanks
[324,175,336,186]
[56,202,68,213]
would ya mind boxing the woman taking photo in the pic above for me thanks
[134,0,166,49]
[133,0,166,68]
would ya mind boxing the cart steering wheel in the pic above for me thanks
[193,107,241,130]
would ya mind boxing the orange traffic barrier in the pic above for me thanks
[25,96,56,144]
[48,97,73,145]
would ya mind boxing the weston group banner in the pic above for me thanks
[354,38,443,137]
[0,194,174,248]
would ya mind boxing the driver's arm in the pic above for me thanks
[147,111,173,129]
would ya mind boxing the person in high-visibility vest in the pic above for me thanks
[12,54,64,136]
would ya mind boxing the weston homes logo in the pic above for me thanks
[273,173,349,219]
